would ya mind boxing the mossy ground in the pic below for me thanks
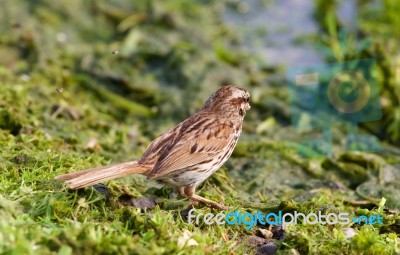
[0,0,399,254]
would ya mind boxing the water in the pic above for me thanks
[224,0,357,67]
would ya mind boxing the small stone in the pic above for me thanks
[128,126,139,140]
[177,230,198,248]
[85,137,100,150]
[179,206,194,221]
[258,229,273,239]
[93,185,110,196]
[247,236,269,247]
[66,107,81,120]
[343,227,357,239]
[20,74,30,82]
[256,242,276,255]
[272,225,285,240]
[56,32,67,43]
[132,197,157,209]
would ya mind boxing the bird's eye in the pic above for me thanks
[246,97,250,103]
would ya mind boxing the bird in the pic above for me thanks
[56,85,250,209]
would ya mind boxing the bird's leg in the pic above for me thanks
[177,186,198,206]
[177,186,186,197]
[183,184,226,210]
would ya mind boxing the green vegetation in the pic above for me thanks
[0,0,399,254]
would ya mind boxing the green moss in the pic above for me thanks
[0,0,399,254]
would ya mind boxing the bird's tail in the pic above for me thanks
[55,161,149,189]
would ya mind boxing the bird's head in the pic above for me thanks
[201,85,250,117]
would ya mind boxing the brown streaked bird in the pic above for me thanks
[56,85,250,209]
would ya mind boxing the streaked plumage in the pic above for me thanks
[56,85,250,209]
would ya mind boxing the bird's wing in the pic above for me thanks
[147,114,235,179]
[139,123,183,166]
